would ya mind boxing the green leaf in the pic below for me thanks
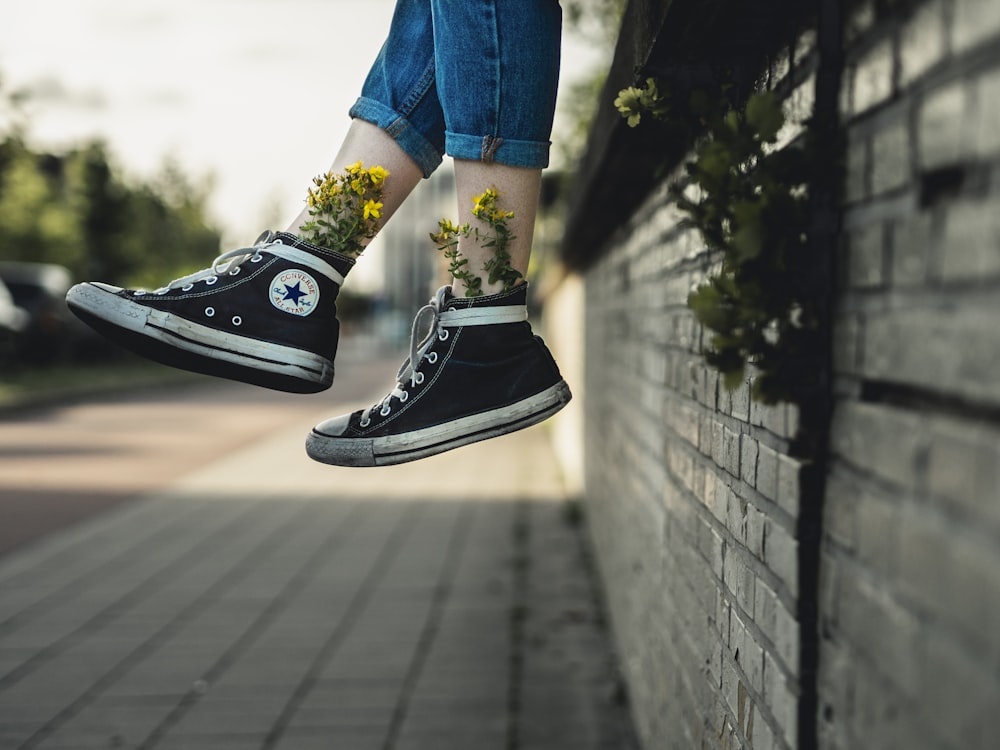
[745,92,784,143]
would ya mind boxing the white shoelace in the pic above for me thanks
[358,286,528,428]
[143,231,348,296]
[149,231,279,294]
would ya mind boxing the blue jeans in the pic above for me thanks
[350,0,562,177]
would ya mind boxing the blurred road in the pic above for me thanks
[0,341,637,750]
[0,346,403,557]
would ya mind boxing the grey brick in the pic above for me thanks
[899,0,947,86]
[765,520,799,597]
[919,627,996,748]
[855,489,899,577]
[862,305,1000,406]
[846,222,887,288]
[823,473,858,552]
[724,427,742,478]
[928,415,983,509]
[939,197,1000,282]
[699,412,714,455]
[871,120,911,196]
[749,703,779,750]
[973,65,1000,158]
[773,600,800,680]
[839,575,921,698]
[735,556,756,617]
[757,443,780,502]
[852,39,895,115]
[712,419,726,468]
[775,455,801,518]
[952,0,1000,54]
[918,82,970,169]
[844,0,876,44]
[831,401,926,490]
[746,503,766,559]
[740,434,759,487]
[890,212,934,286]
[897,503,960,623]
[731,380,751,423]
[764,651,798,750]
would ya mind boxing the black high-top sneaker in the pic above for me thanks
[306,283,572,467]
[65,231,354,393]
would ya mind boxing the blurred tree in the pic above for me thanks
[0,73,222,286]
[555,0,627,168]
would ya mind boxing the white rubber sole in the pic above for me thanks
[305,380,572,467]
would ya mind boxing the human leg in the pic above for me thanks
[433,0,561,294]
[305,0,571,466]
[65,0,447,393]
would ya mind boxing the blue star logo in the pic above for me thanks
[282,282,307,306]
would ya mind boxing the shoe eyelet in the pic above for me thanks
[426,351,438,364]
[359,417,371,428]
[379,404,391,417]
[134,290,147,296]
[229,266,241,276]
[438,329,450,341]
[205,276,219,285]
[232,316,242,326]
[413,372,425,385]
[399,390,409,403]
[251,254,263,263]
[182,284,195,292]
[155,288,169,296]
[205,307,215,317]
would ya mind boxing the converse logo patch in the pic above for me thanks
[270,269,319,316]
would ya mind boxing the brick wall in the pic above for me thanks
[552,1,1000,749]
[580,187,805,748]
[819,1,1000,748]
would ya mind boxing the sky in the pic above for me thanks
[1,0,608,265]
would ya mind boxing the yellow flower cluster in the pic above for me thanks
[301,161,388,258]
[470,187,514,224]
[430,187,521,298]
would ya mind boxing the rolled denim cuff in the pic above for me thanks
[349,97,444,178]
[445,132,551,170]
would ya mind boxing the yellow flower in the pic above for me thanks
[471,187,499,218]
[345,160,363,175]
[363,199,383,220]
[368,165,389,184]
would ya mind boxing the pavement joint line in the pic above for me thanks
[134,498,367,749]
[259,501,426,750]
[506,500,530,750]
[0,497,271,691]
[0,499,229,639]
[6,498,311,748]
[380,503,477,750]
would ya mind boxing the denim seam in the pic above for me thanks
[485,0,502,162]
[398,57,437,120]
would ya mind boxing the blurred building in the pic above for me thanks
[376,166,456,320]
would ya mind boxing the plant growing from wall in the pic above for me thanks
[617,79,818,404]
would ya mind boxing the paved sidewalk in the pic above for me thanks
[0,398,637,749]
